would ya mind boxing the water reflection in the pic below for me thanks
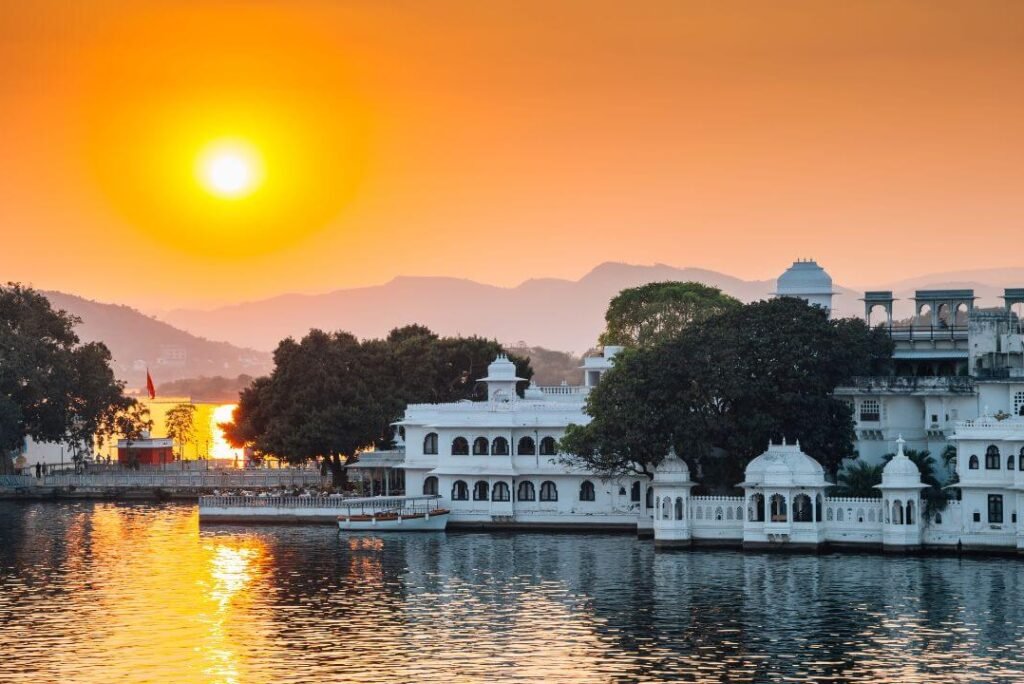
[1,502,1023,683]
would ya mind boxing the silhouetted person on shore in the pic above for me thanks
[35,463,41,478]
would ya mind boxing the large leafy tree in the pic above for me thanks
[223,325,531,486]
[0,284,143,460]
[598,281,741,349]
[562,297,893,491]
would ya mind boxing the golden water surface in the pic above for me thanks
[1,502,1023,683]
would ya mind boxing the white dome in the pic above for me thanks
[743,441,827,488]
[880,436,924,490]
[654,446,693,485]
[774,260,835,296]
[522,381,545,400]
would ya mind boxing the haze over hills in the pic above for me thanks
[43,291,273,389]
[159,262,1024,354]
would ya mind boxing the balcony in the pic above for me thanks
[841,376,975,393]
[885,324,969,341]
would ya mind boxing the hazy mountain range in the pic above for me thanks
[43,291,273,389]
[37,262,1024,390]
[159,262,1024,354]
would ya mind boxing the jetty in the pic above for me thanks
[199,494,413,523]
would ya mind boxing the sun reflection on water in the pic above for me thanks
[2,504,1024,683]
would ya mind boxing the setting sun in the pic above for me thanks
[197,141,262,198]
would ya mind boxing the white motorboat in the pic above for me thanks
[337,495,449,532]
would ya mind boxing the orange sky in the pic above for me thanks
[2,1,1023,310]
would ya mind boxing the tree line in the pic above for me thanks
[223,325,531,485]
[561,283,894,492]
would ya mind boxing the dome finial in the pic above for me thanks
[896,434,906,457]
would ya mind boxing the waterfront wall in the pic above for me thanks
[0,470,329,499]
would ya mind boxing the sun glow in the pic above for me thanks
[197,141,263,198]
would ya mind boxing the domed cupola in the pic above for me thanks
[522,381,546,401]
[877,435,926,550]
[742,440,828,489]
[654,445,693,486]
[879,436,924,490]
[652,445,696,548]
[478,354,526,403]
[773,259,837,314]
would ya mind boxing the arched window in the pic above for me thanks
[892,499,903,524]
[968,455,979,470]
[770,494,787,522]
[491,437,509,455]
[645,486,654,509]
[517,480,535,501]
[1020,447,1024,472]
[452,480,469,501]
[662,497,671,519]
[423,476,438,496]
[539,437,557,456]
[726,506,733,520]
[1010,455,1016,471]
[517,436,536,455]
[452,437,469,456]
[630,481,641,502]
[837,507,844,522]
[857,508,864,523]
[423,432,438,455]
[826,508,834,521]
[935,513,942,525]
[985,445,1001,470]
[793,494,812,522]
[579,480,595,502]
[696,506,703,520]
[715,506,724,521]
[905,500,914,525]
[492,481,510,502]
[473,480,489,501]
[676,497,685,520]
[816,494,823,522]
[749,493,765,522]
[540,481,558,501]
[736,506,743,521]
[473,437,489,456]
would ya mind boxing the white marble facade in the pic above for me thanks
[389,259,1024,552]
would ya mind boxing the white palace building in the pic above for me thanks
[376,260,1024,553]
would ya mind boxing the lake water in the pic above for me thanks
[1,502,1023,683]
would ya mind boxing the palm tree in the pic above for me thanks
[832,460,883,498]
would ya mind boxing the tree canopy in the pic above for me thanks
[833,461,883,498]
[223,325,532,485]
[0,283,146,459]
[598,281,742,348]
[166,403,198,458]
[562,297,894,491]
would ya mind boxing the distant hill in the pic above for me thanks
[160,262,867,353]
[55,262,1024,373]
[506,344,584,386]
[43,292,273,389]
[155,374,256,403]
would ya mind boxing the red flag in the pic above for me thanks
[146,369,156,400]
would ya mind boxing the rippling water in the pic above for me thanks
[1,502,1023,683]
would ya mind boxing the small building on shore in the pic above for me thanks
[117,435,174,466]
